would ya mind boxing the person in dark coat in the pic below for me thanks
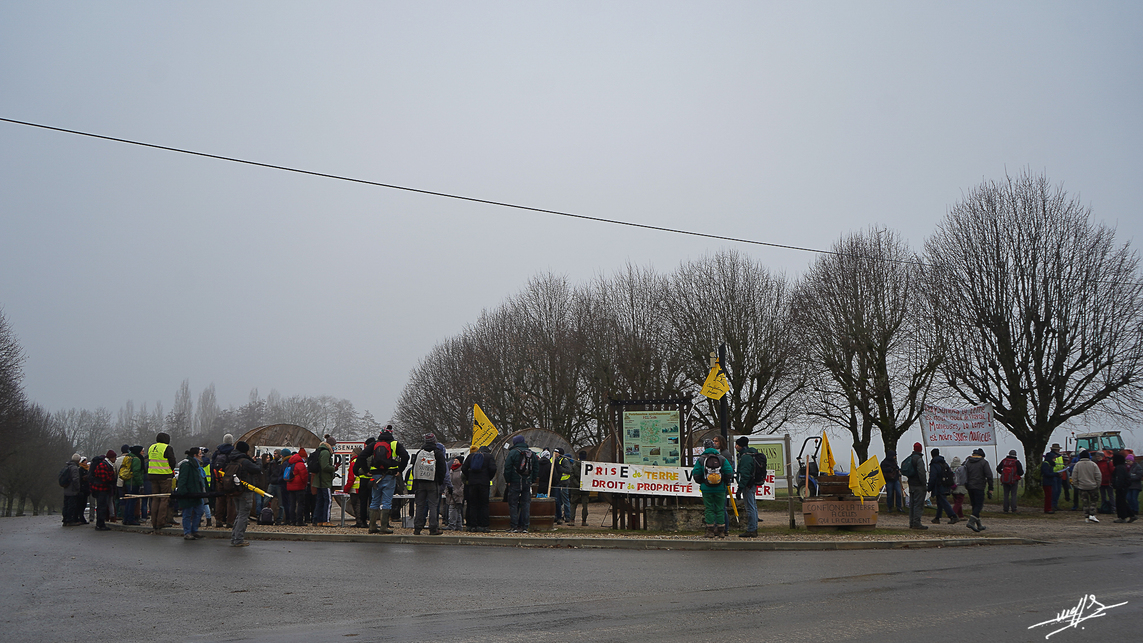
[88,453,117,531]
[462,445,496,532]
[963,448,994,532]
[228,441,263,547]
[504,436,539,533]
[900,442,927,530]
[926,449,959,525]
[1111,452,1136,523]
[176,447,207,540]
[881,451,903,513]
[62,454,84,526]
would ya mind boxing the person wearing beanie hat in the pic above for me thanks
[996,450,1025,513]
[882,450,905,514]
[226,437,263,547]
[211,434,238,529]
[410,432,446,535]
[1071,450,1102,522]
[146,432,178,533]
[359,425,410,533]
[899,443,927,530]
[504,434,538,533]
[962,449,994,532]
[462,444,498,532]
[734,437,762,538]
[693,435,734,538]
[87,452,117,531]
[1040,452,1061,514]
[61,454,85,526]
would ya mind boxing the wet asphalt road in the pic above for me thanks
[2,515,1140,642]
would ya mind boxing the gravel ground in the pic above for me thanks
[187,500,1142,543]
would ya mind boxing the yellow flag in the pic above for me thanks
[472,404,499,449]
[700,366,730,400]
[819,431,837,475]
[849,452,885,501]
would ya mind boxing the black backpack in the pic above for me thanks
[58,466,72,488]
[749,451,768,486]
[258,506,274,525]
[307,449,323,480]
[940,462,955,488]
[514,449,533,478]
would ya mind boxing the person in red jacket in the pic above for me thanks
[283,449,310,526]
[88,452,117,531]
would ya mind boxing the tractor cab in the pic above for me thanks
[1073,431,1133,459]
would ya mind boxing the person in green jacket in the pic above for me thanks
[735,437,760,538]
[693,439,734,538]
[504,435,539,532]
[312,440,336,527]
[176,448,206,540]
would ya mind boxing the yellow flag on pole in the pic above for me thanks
[848,452,885,502]
[700,366,730,400]
[472,404,499,449]
[819,431,837,475]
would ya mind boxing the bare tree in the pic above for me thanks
[794,228,943,460]
[669,251,803,437]
[0,308,27,468]
[925,170,1143,488]
[195,383,219,436]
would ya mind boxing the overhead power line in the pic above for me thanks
[0,116,838,258]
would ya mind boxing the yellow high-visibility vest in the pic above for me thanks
[147,443,172,476]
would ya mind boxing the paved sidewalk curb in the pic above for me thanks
[108,523,1044,550]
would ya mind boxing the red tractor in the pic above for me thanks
[1071,431,1134,460]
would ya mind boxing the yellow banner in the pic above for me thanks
[820,431,837,475]
[700,366,730,400]
[472,404,499,449]
[848,451,885,501]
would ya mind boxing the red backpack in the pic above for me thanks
[1000,458,1021,485]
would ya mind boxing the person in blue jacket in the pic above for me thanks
[692,439,734,538]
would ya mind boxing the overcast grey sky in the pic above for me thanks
[2,3,1141,454]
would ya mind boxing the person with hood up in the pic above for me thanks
[692,438,734,538]
[360,426,410,534]
[504,435,539,533]
[535,450,553,498]
[282,449,308,526]
[122,445,145,525]
[211,434,236,528]
[227,441,263,546]
[462,445,496,532]
[1071,450,1102,523]
[996,450,1025,513]
[147,432,178,533]
[88,451,117,531]
[963,448,994,532]
[1111,452,1136,523]
[176,447,207,540]
[409,433,446,535]
[881,450,904,513]
[926,449,959,525]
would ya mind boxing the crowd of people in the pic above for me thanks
[879,442,1141,531]
[59,428,1141,542]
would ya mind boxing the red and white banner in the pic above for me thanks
[920,404,996,447]
[580,461,775,500]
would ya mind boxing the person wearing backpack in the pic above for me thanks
[925,449,959,525]
[734,437,764,538]
[899,442,927,530]
[122,445,145,525]
[360,426,410,534]
[504,435,539,533]
[692,439,734,538]
[176,447,207,540]
[462,445,496,532]
[996,450,1025,513]
[211,434,236,529]
[61,454,84,526]
[310,440,336,527]
[949,456,967,519]
[409,433,446,535]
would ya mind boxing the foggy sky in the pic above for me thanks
[2,3,1141,455]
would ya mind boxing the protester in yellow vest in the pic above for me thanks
[147,432,177,533]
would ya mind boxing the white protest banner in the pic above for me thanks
[920,403,996,447]
[580,461,775,500]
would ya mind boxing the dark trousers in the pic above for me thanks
[1100,486,1114,513]
[507,481,531,530]
[287,489,306,525]
[150,477,172,530]
[356,478,372,524]
[933,491,955,520]
[968,488,985,519]
[123,483,140,523]
[1002,483,1019,512]
[413,481,440,530]
[63,495,81,524]
[570,490,590,524]
[467,481,491,528]
[93,490,112,528]
[1115,488,1131,519]
[908,484,925,527]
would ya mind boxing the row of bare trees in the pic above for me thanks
[395,171,1143,489]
